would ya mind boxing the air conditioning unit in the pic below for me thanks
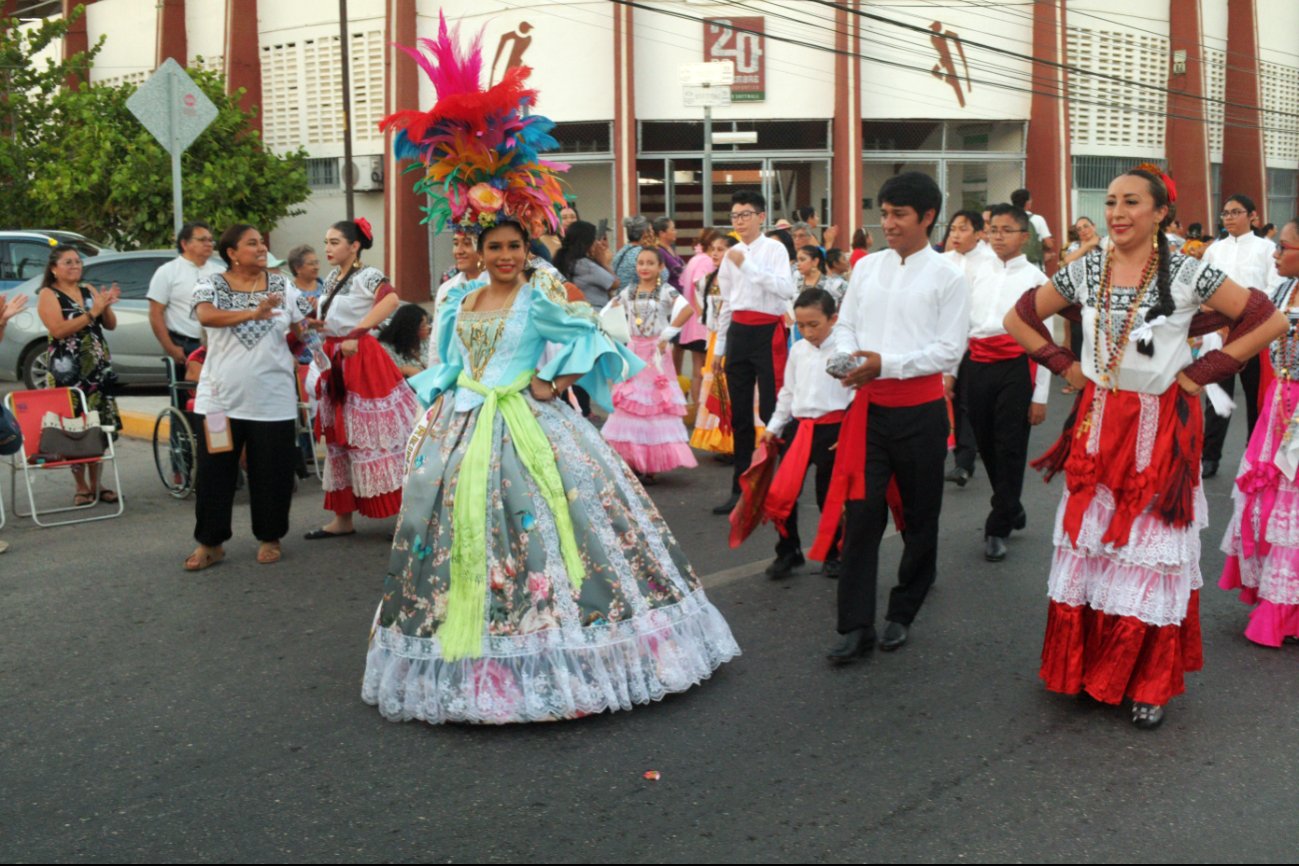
[339,155,385,192]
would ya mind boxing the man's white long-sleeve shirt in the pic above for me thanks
[830,245,970,381]
[1202,231,1278,292]
[714,234,797,357]
[943,242,996,287]
[967,254,1051,404]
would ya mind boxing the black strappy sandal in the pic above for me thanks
[1131,702,1165,730]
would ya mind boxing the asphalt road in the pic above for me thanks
[1,392,1296,863]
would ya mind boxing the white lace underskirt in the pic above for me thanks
[1048,484,1206,626]
[362,589,741,725]
[1221,486,1299,606]
[323,444,406,498]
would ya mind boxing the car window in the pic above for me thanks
[83,258,167,300]
[7,241,55,282]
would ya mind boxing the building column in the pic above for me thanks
[383,0,430,302]
[61,0,96,90]
[1024,0,1071,275]
[831,0,863,239]
[224,0,261,135]
[612,2,637,224]
[3,1,18,20]
[1164,0,1212,231]
[1221,0,1267,221]
[156,0,187,69]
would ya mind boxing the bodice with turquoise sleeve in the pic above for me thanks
[408,270,645,412]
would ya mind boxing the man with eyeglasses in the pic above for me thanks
[711,190,798,516]
[1200,194,1279,477]
[148,221,225,366]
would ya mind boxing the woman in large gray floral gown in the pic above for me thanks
[362,220,740,724]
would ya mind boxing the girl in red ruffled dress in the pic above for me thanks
[1220,218,1299,645]
[1005,168,1286,729]
[305,219,421,539]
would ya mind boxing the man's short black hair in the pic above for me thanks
[949,209,984,232]
[988,203,1030,232]
[794,287,836,318]
[177,221,212,253]
[1010,188,1032,209]
[878,172,942,237]
[731,189,766,213]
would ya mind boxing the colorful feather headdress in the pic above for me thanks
[380,13,569,234]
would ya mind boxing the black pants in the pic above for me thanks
[726,321,779,493]
[965,357,1032,538]
[773,420,840,559]
[951,353,977,474]
[194,416,296,547]
[1203,355,1262,462]
[837,399,947,634]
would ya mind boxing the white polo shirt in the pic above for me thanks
[147,255,226,339]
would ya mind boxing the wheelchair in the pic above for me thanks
[152,356,198,498]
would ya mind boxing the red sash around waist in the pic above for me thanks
[763,410,846,533]
[733,310,790,391]
[968,334,1026,363]
[810,373,945,560]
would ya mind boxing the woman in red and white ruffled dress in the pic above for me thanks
[306,219,421,539]
[1006,168,1286,729]
[1220,217,1299,646]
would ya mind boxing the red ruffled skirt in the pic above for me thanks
[1036,382,1205,705]
[315,334,421,518]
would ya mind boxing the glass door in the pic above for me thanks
[860,159,940,250]
[769,160,831,228]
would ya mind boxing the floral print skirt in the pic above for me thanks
[363,391,740,724]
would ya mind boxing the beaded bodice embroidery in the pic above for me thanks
[458,308,512,381]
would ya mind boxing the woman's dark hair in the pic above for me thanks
[879,172,943,236]
[1187,222,1203,239]
[217,223,258,268]
[554,220,598,280]
[697,227,720,250]
[1125,168,1176,357]
[652,216,674,236]
[792,206,817,224]
[825,247,846,271]
[636,245,665,267]
[377,303,430,360]
[331,219,374,252]
[41,243,82,290]
[176,221,212,254]
[766,228,796,261]
[476,218,530,251]
[851,227,868,250]
[794,287,836,317]
[798,244,827,275]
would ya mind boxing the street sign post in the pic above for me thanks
[680,62,735,230]
[126,58,218,236]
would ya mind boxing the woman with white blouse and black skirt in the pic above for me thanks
[184,224,311,571]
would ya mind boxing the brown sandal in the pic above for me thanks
[256,542,282,565]
[184,547,225,572]
[74,491,95,507]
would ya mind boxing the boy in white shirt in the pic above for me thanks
[760,288,853,579]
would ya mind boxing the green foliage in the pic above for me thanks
[2,12,311,249]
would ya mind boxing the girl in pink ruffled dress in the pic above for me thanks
[602,247,698,482]
[1221,217,1299,646]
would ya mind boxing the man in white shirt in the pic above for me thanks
[1201,193,1280,477]
[965,204,1051,563]
[821,172,970,661]
[711,190,798,514]
[942,209,995,487]
[147,221,225,365]
[1011,188,1056,271]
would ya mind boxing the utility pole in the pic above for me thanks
[339,0,354,220]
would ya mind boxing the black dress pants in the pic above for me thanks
[951,353,977,474]
[1203,355,1262,462]
[773,420,841,558]
[964,357,1032,538]
[725,321,779,493]
[194,416,296,547]
[837,398,948,633]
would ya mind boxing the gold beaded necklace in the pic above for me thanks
[1092,247,1160,391]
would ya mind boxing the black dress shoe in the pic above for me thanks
[880,621,908,651]
[1012,506,1027,531]
[828,628,875,664]
[985,535,1007,562]
[945,466,971,487]
[711,493,740,515]
[821,557,841,579]
[765,550,805,579]
[1202,459,1219,479]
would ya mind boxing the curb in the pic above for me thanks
[119,410,161,441]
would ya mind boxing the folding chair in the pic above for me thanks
[296,363,323,478]
[5,387,125,527]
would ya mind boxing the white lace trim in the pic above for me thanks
[1052,484,1209,569]
[1086,388,1106,455]
[1221,498,1299,606]
[1048,547,1200,626]
[1135,392,1159,473]
[362,589,740,724]
[332,387,421,452]
[324,444,406,497]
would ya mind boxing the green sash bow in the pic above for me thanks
[440,369,588,661]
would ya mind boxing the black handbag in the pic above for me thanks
[32,426,107,463]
